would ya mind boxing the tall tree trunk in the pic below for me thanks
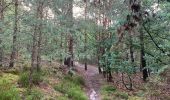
[37,1,43,71]
[60,32,63,63]
[29,1,44,88]
[140,31,148,81]
[97,31,102,73]
[129,32,135,73]
[30,25,38,88]
[68,35,73,67]
[0,0,4,67]
[84,0,87,70]
[67,0,74,68]
[97,12,102,74]
[9,0,18,68]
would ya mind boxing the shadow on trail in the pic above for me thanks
[75,62,104,100]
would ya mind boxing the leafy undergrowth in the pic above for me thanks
[54,75,88,100]
[144,75,170,100]
[1,63,104,100]
[0,71,43,100]
[0,72,20,100]
[101,85,145,100]
[0,61,88,100]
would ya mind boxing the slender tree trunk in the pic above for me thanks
[67,0,74,68]
[68,35,73,67]
[84,0,87,70]
[30,26,38,88]
[129,32,135,73]
[0,0,4,67]
[37,1,43,71]
[97,6,102,73]
[96,32,102,73]
[140,31,148,81]
[60,32,63,63]
[29,1,43,88]
[9,0,19,68]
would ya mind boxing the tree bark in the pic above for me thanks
[67,0,74,68]
[129,31,135,73]
[140,31,148,81]
[29,1,44,88]
[84,0,87,70]
[60,32,63,63]
[0,0,4,67]
[9,0,19,68]
[37,1,43,71]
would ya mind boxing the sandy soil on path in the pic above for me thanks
[75,62,105,100]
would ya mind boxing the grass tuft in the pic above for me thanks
[54,75,87,100]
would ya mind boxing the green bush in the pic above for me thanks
[115,92,129,100]
[0,80,21,100]
[74,75,85,86]
[102,85,116,94]
[57,96,69,100]
[32,71,43,85]
[18,71,29,87]
[18,71,43,87]
[54,76,87,100]
[64,75,85,86]
[24,89,43,100]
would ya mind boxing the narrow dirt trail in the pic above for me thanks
[75,62,105,100]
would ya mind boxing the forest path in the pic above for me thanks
[75,62,105,100]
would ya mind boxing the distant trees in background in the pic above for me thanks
[0,0,170,89]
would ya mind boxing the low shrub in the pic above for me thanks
[64,75,85,86]
[101,85,129,100]
[32,71,43,85]
[0,80,21,100]
[18,70,43,87]
[102,85,116,94]
[115,92,129,100]
[57,96,69,100]
[24,89,43,100]
[18,71,29,87]
[54,76,87,100]
[74,75,85,85]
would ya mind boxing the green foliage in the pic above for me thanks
[57,96,69,100]
[0,80,21,100]
[101,85,117,94]
[18,71,29,87]
[64,75,85,86]
[54,75,87,100]
[101,85,130,100]
[24,89,43,100]
[114,92,129,100]
[32,71,43,85]
[18,70,43,87]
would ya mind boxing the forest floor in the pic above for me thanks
[1,60,170,100]
[75,62,170,100]
[75,62,105,100]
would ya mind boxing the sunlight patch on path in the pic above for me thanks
[90,89,98,100]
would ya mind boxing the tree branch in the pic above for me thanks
[1,2,13,13]
[142,23,165,54]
